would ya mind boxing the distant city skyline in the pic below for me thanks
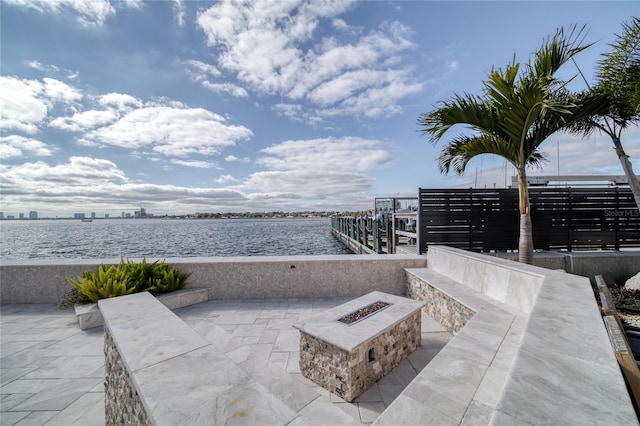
[1,1,637,216]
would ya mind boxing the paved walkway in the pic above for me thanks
[1,298,452,425]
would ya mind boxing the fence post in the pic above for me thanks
[615,187,620,251]
[567,187,572,252]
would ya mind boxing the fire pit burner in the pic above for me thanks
[338,301,391,325]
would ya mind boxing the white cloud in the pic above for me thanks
[183,59,248,98]
[0,76,81,134]
[4,0,115,27]
[0,135,56,158]
[0,156,127,186]
[79,106,253,157]
[214,174,239,184]
[183,59,221,78]
[4,0,142,27]
[173,0,185,27]
[200,81,249,98]
[238,137,393,201]
[42,78,83,104]
[171,159,218,169]
[225,155,250,163]
[98,93,143,111]
[0,157,253,214]
[24,60,60,73]
[196,0,422,119]
[50,110,118,132]
[24,60,79,80]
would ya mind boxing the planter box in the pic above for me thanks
[75,288,209,330]
[293,291,424,402]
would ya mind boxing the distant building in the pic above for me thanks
[0,212,4,220]
[125,213,131,218]
[6,215,14,220]
[91,212,96,219]
[105,214,109,219]
[122,212,125,218]
[74,213,86,219]
[29,211,38,220]
[19,213,24,220]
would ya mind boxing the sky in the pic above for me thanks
[1,0,638,217]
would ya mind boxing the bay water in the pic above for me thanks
[0,218,351,260]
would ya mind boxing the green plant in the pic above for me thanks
[67,264,136,302]
[66,258,190,303]
[610,287,640,310]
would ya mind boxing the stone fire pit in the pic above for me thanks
[293,291,424,402]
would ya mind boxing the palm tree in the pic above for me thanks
[570,17,640,209]
[418,26,606,264]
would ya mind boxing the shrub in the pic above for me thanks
[66,258,190,303]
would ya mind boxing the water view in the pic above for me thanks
[0,218,351,259]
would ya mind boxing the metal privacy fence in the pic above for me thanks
[418,187,640,253]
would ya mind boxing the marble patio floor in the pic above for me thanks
[1,297,452,425]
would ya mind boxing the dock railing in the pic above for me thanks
[331,197,420,254]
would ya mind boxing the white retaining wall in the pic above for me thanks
[0,254,426,304]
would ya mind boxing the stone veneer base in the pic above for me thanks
[104,327,152,426]
[295,291,423,402]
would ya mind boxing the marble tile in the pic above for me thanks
[459,400,495,426]
[0,411,30,425]
[295,397,359,426]
[498,347,637,425]
[377,383,404,406]
[13,410,58,425]
[258,329,280,344]
[273,329,300,352]
[70,396,105,426]
[105,313,209,372]
[481,265,510,303]
[0,341,40,359]
[8,378,101,411]
[187,322,243,353]
[133,347,296,426]
[422,315,447,332]
[214,313,260,325]
[358,401,385,423]
[44,329,104,357]
[231,324,267,338]
[462,259,486,292]
[23,356,103,380]
[0,393,34,411]
[372,394,457,426]
[505,270,542,313]
[353,385,382,403]
[402,352,488,421]
[0,368,37,387]
[43,392,103,426]
[237,357,319,413]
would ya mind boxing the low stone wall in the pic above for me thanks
[0,254,426,304]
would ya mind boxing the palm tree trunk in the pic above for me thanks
[612,134,640,210]
[518,170,534,264]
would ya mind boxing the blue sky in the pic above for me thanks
[1,0,638,217]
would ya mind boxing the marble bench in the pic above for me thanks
[98,292,313,425]
[374,246,638,425]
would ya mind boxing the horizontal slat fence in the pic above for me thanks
[418,187,639,253]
